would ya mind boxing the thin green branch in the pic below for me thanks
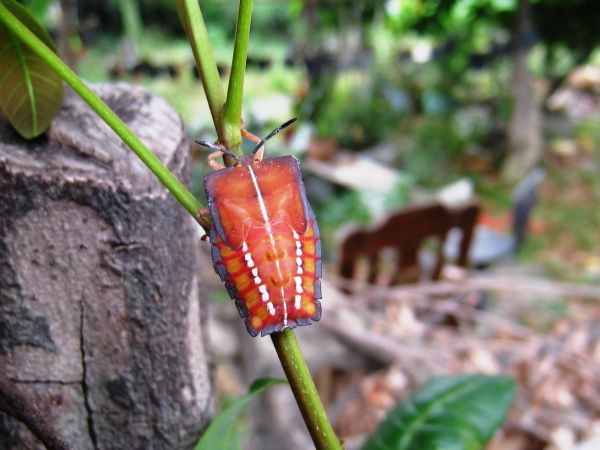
[271,329,343,450]
[0,3,204,224]
[175,0,225,134]
[221,0,253,156]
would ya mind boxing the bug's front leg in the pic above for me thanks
[242,126,262,144]
[207,150,227,170]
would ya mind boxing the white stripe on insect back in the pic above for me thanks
[292,229,303,309]
[244,252,255,268]
[281,287,287,323]
[293,229,303,273]
[247,165,289,326]
[243,241,274,315]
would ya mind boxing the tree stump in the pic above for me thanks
[0,84,213,449]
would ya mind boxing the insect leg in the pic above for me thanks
[242,126,265,161]
[196,207,212,232]
[207,151,226,170]
[242,126,262,144]
[195,139,239,168]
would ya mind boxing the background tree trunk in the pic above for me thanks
[0,84,214,449]
[502,0,543,182]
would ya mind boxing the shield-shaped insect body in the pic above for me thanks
[204,156,322,337]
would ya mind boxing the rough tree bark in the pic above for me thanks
[502,0,543,182]
[0,84,213,449]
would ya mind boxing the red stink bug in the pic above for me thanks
[196,119,322,337]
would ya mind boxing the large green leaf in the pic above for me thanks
[0,0,63,139]
[194,377,287,450]
[362,374,515,450]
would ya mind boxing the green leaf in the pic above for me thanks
[0,0,63,139]
[194,377,287,450]
[23,0,54,22]
[362,374,515,450]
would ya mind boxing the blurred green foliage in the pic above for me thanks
[403,117,466,187]
[314,73,398,149]
[31,0,600,278]
[22,0,53,21]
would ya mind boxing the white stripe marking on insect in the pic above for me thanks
[247,165,288,327]
[244,252,255,268]
[259,284,269,301]
[281,287,287,326]
[294,235,304,275]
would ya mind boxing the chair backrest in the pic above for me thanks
[339,203,479,289]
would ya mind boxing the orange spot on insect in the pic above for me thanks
[252,316,263,329]
[226,257,243,275]
[303,241,315,255]
[244,290,260,309]
[256,307,268,320]
[304,259,315,274]
[303,278,314,295]
[234,273,252,292]
[302,275,313,287]
[218,243,236,258]
[305,302,316,315]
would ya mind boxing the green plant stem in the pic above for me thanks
[221,0,253,156]
[0,2,203,224]
[271,329,343,450]
[175,0,225,133]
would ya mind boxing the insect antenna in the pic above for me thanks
[252,117,298,155]
[194,139,240,162]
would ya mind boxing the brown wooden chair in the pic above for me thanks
[338,203,480,290]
